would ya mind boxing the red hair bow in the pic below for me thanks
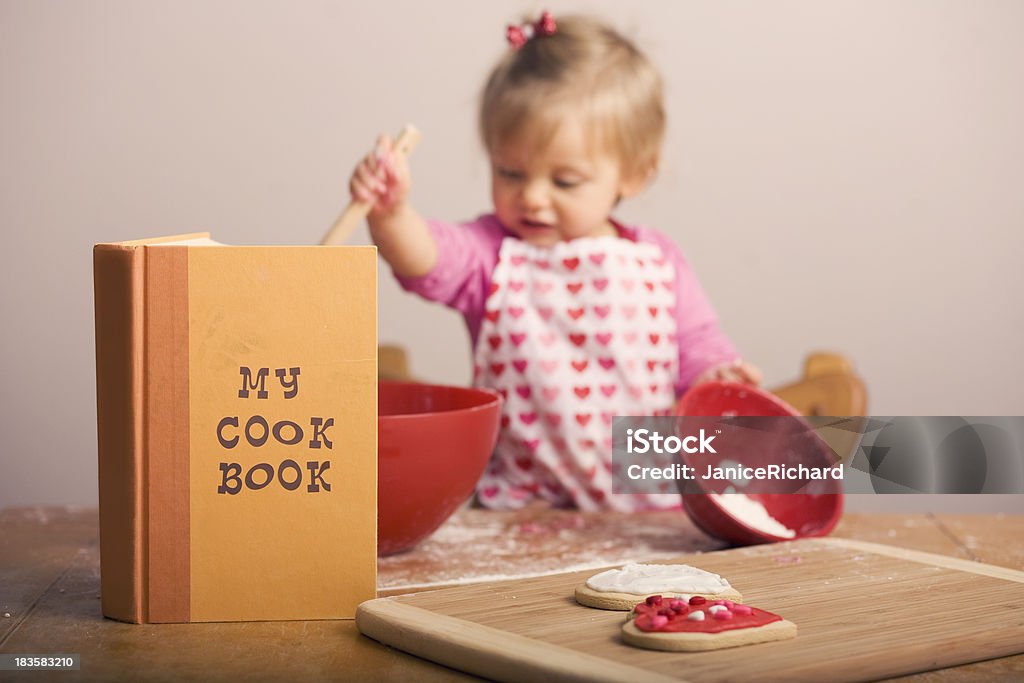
[535,11,556,37]
[506,10,557,50]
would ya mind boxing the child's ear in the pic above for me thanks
[619,163,658,199]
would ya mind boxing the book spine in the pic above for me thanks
[142,246,191,623]
[93,244,146,623]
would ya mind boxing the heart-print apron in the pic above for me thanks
[473,234,683,511]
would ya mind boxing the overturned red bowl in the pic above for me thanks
[673,381,843,545]
[377,381,501,556]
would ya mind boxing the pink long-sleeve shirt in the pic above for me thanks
[394,214,738,395]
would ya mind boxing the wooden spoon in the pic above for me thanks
[321,124,421,246]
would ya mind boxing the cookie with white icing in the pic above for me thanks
[574,563,742,611]
[621,595,797,651]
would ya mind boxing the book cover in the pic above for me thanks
[93,233,377,623]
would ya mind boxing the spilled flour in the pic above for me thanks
[378,507,727,593]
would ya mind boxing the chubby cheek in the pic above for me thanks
[560,201,609,239]
[491,185,515,222]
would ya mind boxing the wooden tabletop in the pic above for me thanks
[2,506,1022,682]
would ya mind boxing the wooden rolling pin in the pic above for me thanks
[320,125,422,246]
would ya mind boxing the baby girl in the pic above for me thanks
[350,12,760,511]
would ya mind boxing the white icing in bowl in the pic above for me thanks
[709,491,796,539]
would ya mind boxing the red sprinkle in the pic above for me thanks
[645,595,663,607]
[713,610,734,620]
[732,604,753,616]
[688,596,707,606]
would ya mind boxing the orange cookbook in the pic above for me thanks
[93,233,377,623]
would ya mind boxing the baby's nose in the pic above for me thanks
[521,179,549,209]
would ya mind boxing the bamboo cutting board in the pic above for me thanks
[357,538,1024,682]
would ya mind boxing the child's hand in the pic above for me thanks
[349,134,411,216]
[693,359,763,386]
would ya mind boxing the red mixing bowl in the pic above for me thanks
[673,381,843,545]
[378,381,501,555]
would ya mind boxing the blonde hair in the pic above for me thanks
[480,15,665,180]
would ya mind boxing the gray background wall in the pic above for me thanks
[1,1,1021,512]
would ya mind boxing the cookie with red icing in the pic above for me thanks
[575,563,742,611]
[621,595,797,651]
